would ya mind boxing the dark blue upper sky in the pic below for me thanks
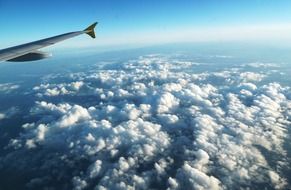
[1,0,291,49]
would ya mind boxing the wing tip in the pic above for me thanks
[84,22,98,39]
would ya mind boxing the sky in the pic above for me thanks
[1,0,291,49]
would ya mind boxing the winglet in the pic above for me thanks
[84,22,98,39]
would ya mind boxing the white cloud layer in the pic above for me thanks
[1,55,290,190]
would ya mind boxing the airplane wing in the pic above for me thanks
[0,22,98,62]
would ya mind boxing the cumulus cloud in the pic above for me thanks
[239,72,265,82]
[33,81,85,97]
[176,163,221,190]
[1,54,290,190]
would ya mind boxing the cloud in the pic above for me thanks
[176,163,221,190]
[0,107,19,121]
[0,83,20,94]
[0,113,5,120]
[33,81,85,97]
[243,62,280,68]
[1,54,290,190]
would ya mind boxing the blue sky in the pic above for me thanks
[1,0,291,49]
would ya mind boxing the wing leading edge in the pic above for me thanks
[0,22,98,62]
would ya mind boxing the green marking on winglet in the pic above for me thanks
[84,22,98,39]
